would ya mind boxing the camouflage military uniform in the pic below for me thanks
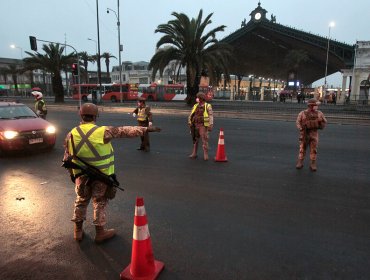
[64,125,149,226]
[188,95,214,160]
[296,100,327,171]
[132,101,153,151]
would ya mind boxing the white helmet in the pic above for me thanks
[31,91,43,99]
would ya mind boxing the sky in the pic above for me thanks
[1,0,369,87]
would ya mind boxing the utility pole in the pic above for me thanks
[96,0,102,88]
[64,33,69,96]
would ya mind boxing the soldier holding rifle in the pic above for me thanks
[63,103,161,243]
[296,98,327,171]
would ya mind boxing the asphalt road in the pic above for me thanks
[0,108,369,280]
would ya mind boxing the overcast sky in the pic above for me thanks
[1,0,368,87]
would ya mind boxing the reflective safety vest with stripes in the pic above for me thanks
[35,99,47,112]
[137,107,147,122]
[190,103,211,127]
[68,123,114,176]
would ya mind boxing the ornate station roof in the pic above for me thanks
[222,2,355,85]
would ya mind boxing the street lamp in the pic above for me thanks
[324,21,335,93]
[87,38,99,83]
[107,0,123,103]
[10,44,23,59]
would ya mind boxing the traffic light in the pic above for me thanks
[72,63,78,76]
[29,36,37,51]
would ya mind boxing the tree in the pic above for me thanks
[24,43,75,103]
[101,52,116,79]
[149,9,233,105]
[7,64,21,95]
[0,67,9,86]
[79,51,95,83]
[283,49,309,73]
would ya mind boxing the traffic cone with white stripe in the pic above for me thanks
[215,128,228,162]
[120,197,164,280]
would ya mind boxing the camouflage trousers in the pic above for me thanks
[298,129,319,161]
[138,121,150,150]
[194,125,209,153]
[71,176,108,226]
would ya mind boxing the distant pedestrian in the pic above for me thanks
[295,98,327,171]
[132,97,153,152]
[188,92,214,160]
[31,91,47,119]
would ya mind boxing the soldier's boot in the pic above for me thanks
[203,149,209,161]
[189,143,198,159]
[95,226,116,243]
[296,158,304,169]
[310,160,317,172]
[74,221,84,242]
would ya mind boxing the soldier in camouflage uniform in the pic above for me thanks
[63,103,160,243]
[296,98,327,171]
[188,92,214,160]
[132,97,153,152]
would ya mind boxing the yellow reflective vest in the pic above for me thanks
[137,107,148,122]
[190,103,211,127]
[68,123,114,176]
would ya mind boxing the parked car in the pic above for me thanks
[0,102,56,154]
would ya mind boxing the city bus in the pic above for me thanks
[71,84,100,101]
[138,83,214,101]
[101,83,138,102]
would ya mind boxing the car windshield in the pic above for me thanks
[0,105,37,119]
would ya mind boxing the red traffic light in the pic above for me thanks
[72,63,78,76]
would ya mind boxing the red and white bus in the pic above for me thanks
[138,83,213,101]
[71,83,138,102]
[101,83,138,102]
[71,84,100,101]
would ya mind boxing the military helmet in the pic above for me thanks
[307,98,320,106]
[31,91,43,100]
[196,92,206,101]
[80,103,98,116]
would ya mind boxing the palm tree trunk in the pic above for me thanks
[186,71,200,106]
[12,74,19,95]
[106,60,110,79]
[52,73,64,103]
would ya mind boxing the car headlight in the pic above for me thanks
[3,130,19,139]
[46,125,56,134]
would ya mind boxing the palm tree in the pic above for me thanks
[0,67,9,86]
[7,64,21,95]
[79,51,95,83]
[24,43,75,103]
[283,49,309,74]
[149,9,233,105]
[101,52,116,79]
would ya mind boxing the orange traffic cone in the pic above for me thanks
[214,128,228,162]
[120,197,164,280]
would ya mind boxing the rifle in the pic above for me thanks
[61,155,124,191]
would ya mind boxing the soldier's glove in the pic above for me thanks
[147,126,161,132]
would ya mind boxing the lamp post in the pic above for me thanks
[87,38,99,83]
[107,0,123,103]
[324,21,335,95]
[96,0,102,88]
[10,44,23,59]
[10,44,24,95]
